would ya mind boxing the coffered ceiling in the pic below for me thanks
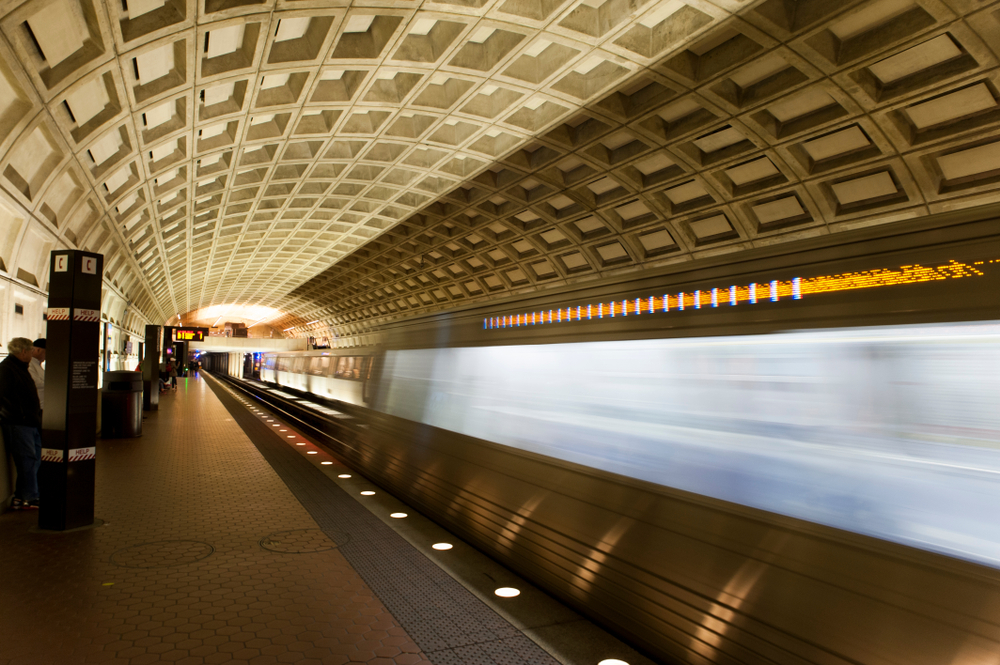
[1,0,998,340]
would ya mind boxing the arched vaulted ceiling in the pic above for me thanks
[1,0,999,339]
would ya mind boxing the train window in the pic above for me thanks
[276,356,288,372]
[322,356,371,380]
[308,357,324,375]
[293,357,307,373]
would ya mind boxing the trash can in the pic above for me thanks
[102,371,143,438]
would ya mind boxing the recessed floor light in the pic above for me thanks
[494,587,520,598]
[321,461,333,465]
[338,474,351,478]
[432,543,453,551]
[599,660,629,665]
[390,513,407,518]
[272,424,279,427]
[296,443,306,446]
[307,451,318,454]
[360,491,375,496]
[287,435,295,438]
[279,429,287,432]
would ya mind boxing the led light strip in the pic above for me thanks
[484,259,994,330]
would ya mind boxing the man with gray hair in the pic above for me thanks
[29,338,45,408]
[0,337,42,510]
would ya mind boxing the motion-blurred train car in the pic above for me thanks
[264,207,1000,665]
[260,350,373,405]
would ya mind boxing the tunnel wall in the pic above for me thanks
[0,183,154,368]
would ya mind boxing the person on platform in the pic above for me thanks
[29,338,45,411]
[165,359,178,391]
[0,338,42,510]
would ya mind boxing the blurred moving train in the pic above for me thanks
[257,207,1000,665]
[261,351,373,404]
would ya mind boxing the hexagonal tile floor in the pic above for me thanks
[0,374,441,665]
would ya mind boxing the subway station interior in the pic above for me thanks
[1,0,1000,663]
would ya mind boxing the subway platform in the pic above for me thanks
[0,372,649,665]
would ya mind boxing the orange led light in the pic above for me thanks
[484,258,995,330]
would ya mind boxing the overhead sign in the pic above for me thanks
[171,327,208,342]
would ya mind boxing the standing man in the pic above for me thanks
[29,338,45,409]
[0,338,42,510]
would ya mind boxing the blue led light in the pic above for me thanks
[695,290,701,309]
[770,280,778,302]
[664,295,669,312]
[588,304,592,320]
[649,296,654,314]
[622,300,627,317]
[730,285,737,306]
[577,306,582,320]
[678,292,684,311]
[599,303,603,318]
[793,277,802,300]
[750,283,757,304]
[712,288,718,308]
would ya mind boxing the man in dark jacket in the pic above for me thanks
[0,337,42,510]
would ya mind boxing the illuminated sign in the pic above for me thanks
[171,327,208,342]
[485,258,996,330]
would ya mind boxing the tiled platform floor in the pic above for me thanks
[0,374,436,665]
